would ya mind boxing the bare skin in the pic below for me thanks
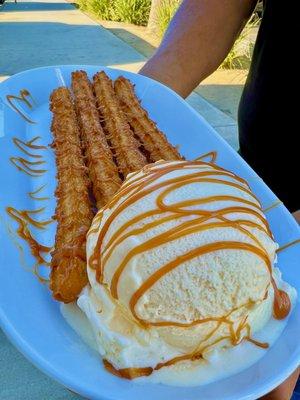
[260,367,300,400]
[293,210,300,223]
[140,0,257,98]
[140,1,300,398]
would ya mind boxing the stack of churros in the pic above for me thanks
[49,70,182,303]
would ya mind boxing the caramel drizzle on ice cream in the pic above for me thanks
[104,304,269,380]
[88,161,291,377]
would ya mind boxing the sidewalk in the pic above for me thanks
[0,0,145,77]
[0,0,238,149]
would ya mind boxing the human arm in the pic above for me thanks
[140,0,257,98]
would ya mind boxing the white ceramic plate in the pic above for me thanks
[0,66,299,400]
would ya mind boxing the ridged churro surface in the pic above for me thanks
[93,71,147,178]
[114,76,182,162]
[72,71,122,208]
[50,87,93,303]
[49,71,182,303]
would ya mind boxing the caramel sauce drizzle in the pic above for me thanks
[263,200,283,213]
[10,135,47,176]
[6,206,52,266]
[104,303,268,379]
[103,359,153,379]
[28,184,49,201]
[6,89,35,124]
[271,278,291,319]
[13,136,47,158]
[89,161,291,378]
[277,238,300,253]
[194,151,217,163]
[10,157,46,176]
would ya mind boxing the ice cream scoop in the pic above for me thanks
[78,160,293,381]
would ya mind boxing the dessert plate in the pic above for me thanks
[0,65,299,400]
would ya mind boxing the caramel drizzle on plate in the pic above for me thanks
[9,157,46,176]
[6,89,36,124]
[6,206,52,266]
[194,151,217,163]
[277,238,300,253]
[13,136,47,158]
[262,200,283,213]
[88,161,290,378]
[10,136,47,176]
[28,184,49,201]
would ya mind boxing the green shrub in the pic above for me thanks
[155,0,180,37]
[91,0,113,19]
[76,0,151,26]
[112,0,151,26]
[220,16,259,69]
[76,0,88,10]
[77,0,113,19]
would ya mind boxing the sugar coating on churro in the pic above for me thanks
[72,71,122,208]
[114,76,182,162]
[49,71,183,303]
[50,87,94,303]
[93,71,147,178]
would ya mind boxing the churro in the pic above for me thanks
[49,71,183,303]
[93,71,147,178]
[72,71,121,208]
[50,87,93,303]
[114,76,181,162]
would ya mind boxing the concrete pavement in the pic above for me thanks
[0,0,239,149]
[0,0,146,77]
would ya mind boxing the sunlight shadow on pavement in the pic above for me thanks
[0,22,145,76]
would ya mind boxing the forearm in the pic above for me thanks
[140,0,257,97]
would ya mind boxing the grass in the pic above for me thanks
[113,0,151,26]
[220,16,260,69]
[91,0,112,20]
[76,0,151,26]
[155,0,181,37]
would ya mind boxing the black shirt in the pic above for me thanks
[238,0,299,212]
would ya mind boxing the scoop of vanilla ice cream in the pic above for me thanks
[81,160,279,372]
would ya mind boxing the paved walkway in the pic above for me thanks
[0,0,146,79]
[0,0,238,149]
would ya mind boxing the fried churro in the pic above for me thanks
[49,71,183,303]
[93,71,147,178]
[50,87,93,303]
[72,71,122,208]
[114,76,182,162]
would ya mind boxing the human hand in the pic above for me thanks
[260,210,300,399]
[293,210,300,224]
